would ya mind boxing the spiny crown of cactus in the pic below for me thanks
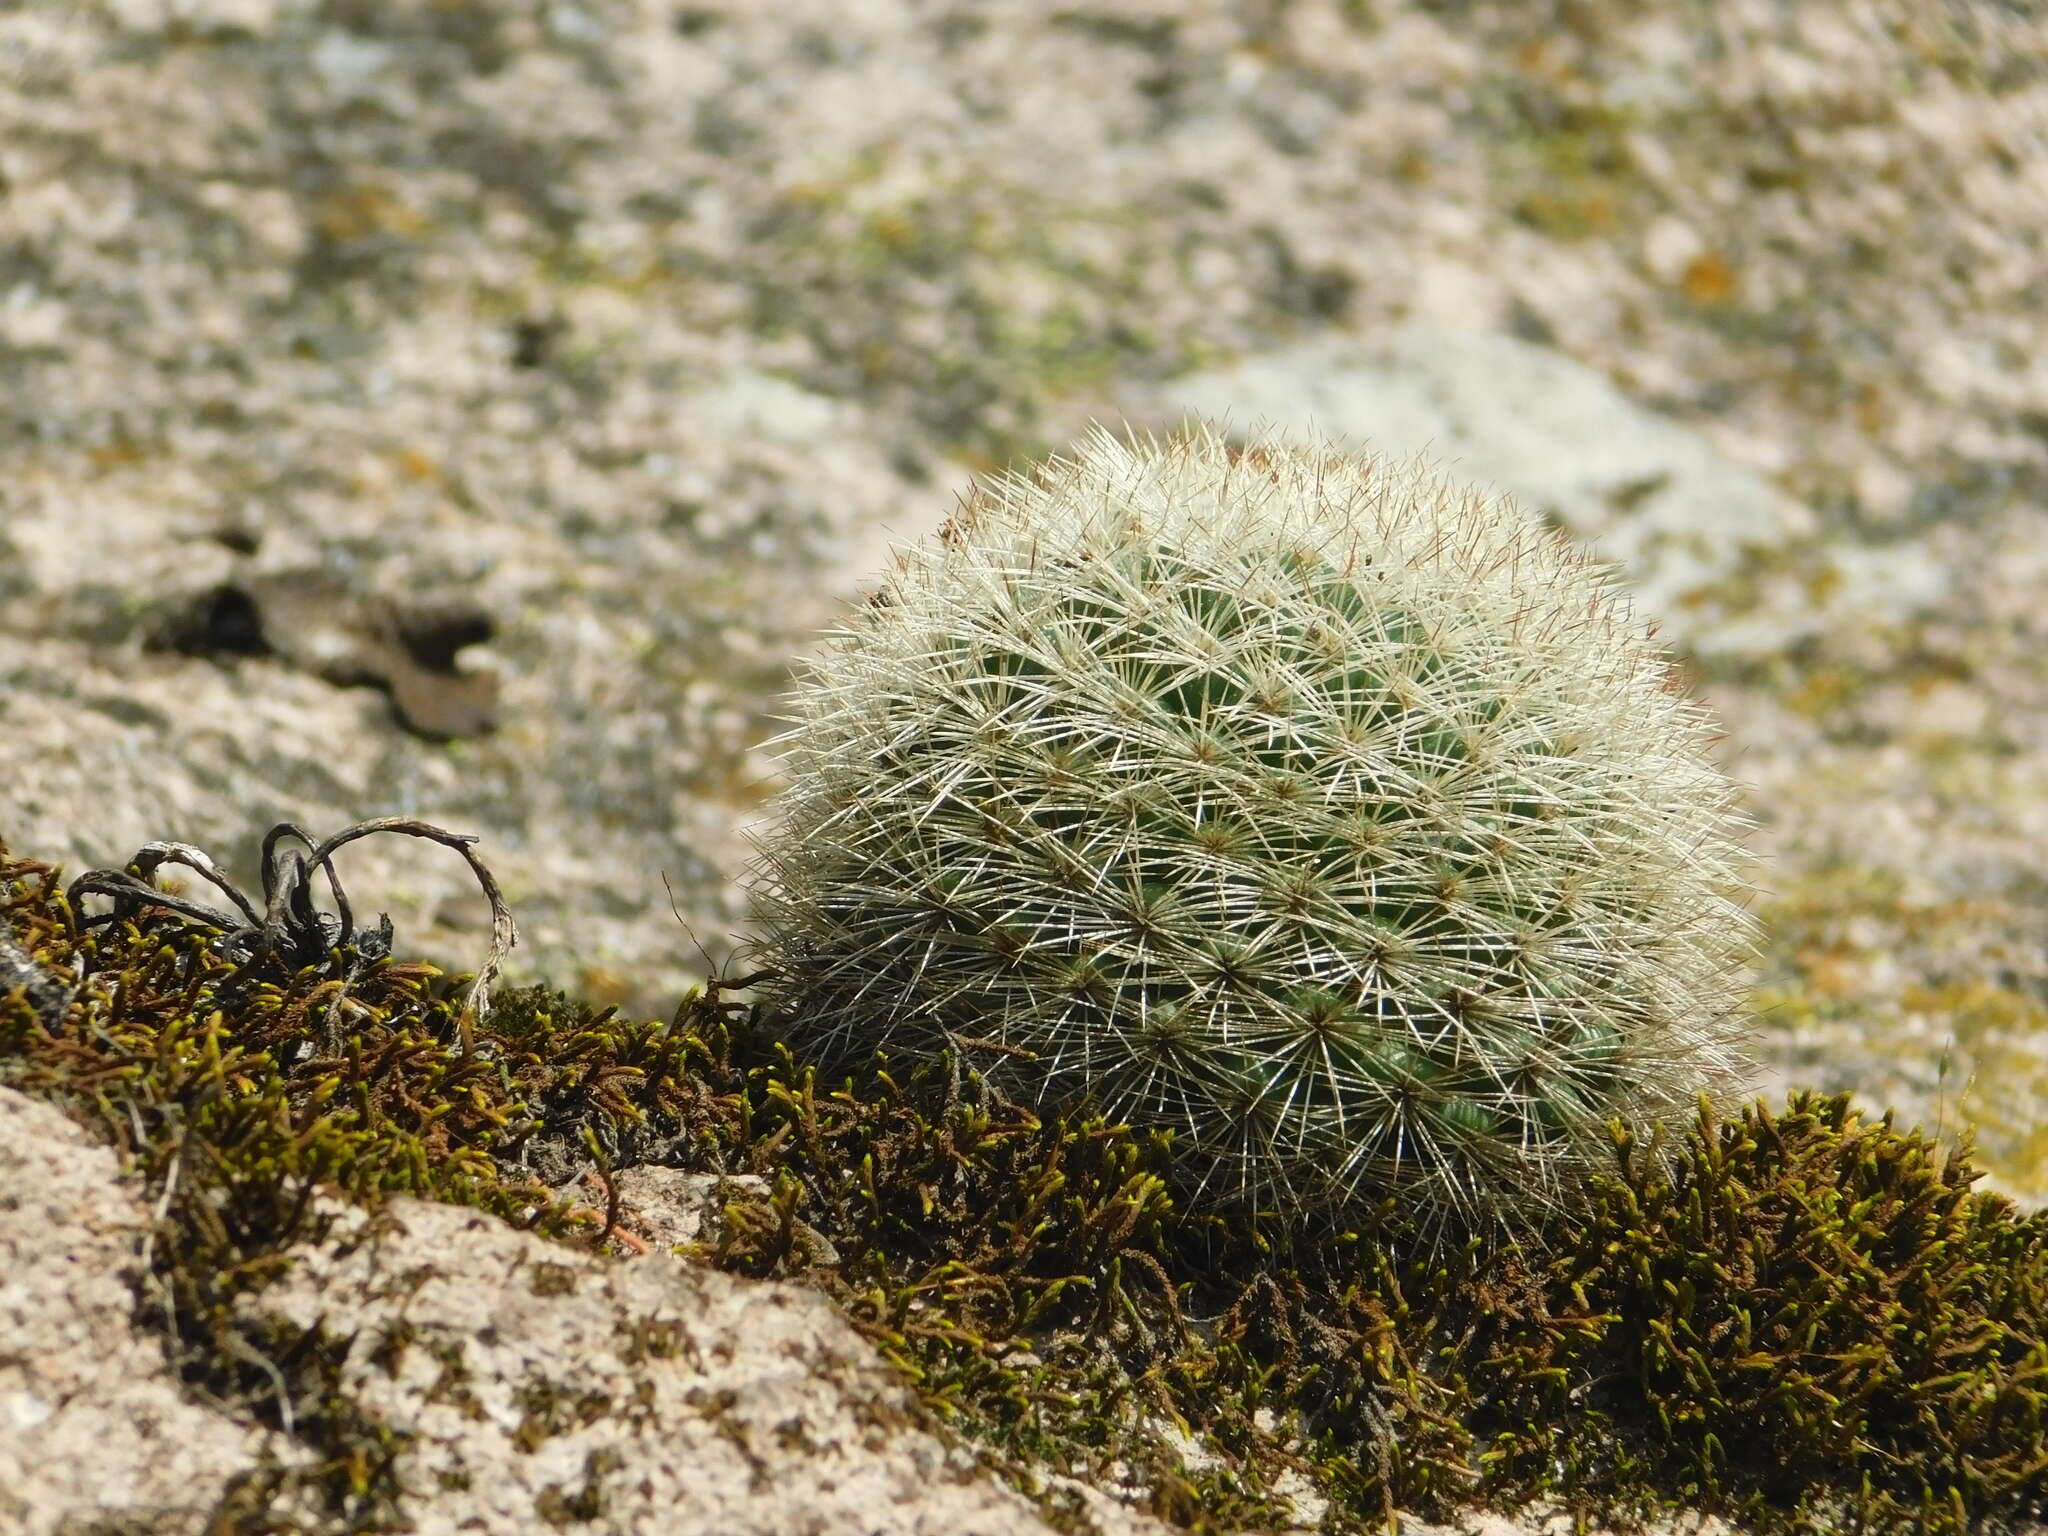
[745,425,1757,1230]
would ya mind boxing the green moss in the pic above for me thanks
[515,1379,615,1451]
[7,832,2048,1533]
[1479,79,1651,243]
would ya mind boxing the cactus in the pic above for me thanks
[744,426,1756,1229]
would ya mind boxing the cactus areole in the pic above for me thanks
[746,427,1756,1229]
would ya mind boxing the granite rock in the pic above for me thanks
[0,1084,1174,1536]
[3,3,2048,1526]
[0,1087,277,1536]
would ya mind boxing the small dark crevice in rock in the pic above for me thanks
[84,693,173,731]
[928,11,988,50]
[510,317,561,370]
[210,523,263,556]
[1247,223,1354,322]
[395,605,496,675]
[146,579,502,741]
[1506,296,1558,347]
[1048,11,1180,53]
[153,584,273,659]
[1606,471,1673,515]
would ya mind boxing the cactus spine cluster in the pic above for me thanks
[745,426,1755,1228]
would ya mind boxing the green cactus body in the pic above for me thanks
[747,427,1756,1227]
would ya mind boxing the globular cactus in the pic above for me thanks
[744,426,1756,1230]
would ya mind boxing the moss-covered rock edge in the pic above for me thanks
[5,832,2048,1535]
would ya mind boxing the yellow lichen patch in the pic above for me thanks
[1780,661,1864,721]
[1679,250,1739,306]
[313,183,429,243]
[1753,859,2048,1199]
[1898,982,2048,1198]
[86,435,151,473]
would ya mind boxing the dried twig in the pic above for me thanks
[65,817,518,1056]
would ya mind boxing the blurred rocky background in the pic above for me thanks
[3,0,2045,1187]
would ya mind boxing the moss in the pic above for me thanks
[1478,77,1651,244]
[515,1379,616,1451]
[528,1261,582,1298]
[7,832,2048,1533]
[534,1447,623,1525]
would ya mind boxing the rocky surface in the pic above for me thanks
[1138,328,1816,652]
[1,2,2046,1525]
[248,1192,1157,1535]
[0,1086,278,1536]
[3,1,2045,1191]
[0,1084,1174,1535]
[0,1072,1763,1536]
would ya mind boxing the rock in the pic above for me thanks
[1129,326,1814,653]
[0,369,913,1016]
[3,0,2044,1155]
[5,0,2048,1518]
[245,1194,1132,1536]
[0,1085,1172,1535]
[568,1165,806,1256]
[0,1087,273,1536]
